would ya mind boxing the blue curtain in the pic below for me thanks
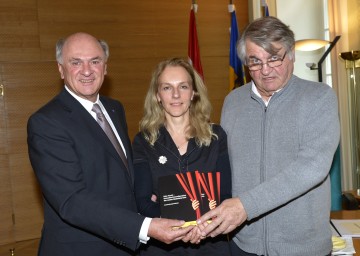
[330,145,342,211]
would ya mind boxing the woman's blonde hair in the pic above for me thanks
[139,57,216,146]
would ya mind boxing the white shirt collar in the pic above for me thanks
[65,85,100,113]
[251,81,282,106]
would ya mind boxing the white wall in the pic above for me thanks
[276,0,326,82]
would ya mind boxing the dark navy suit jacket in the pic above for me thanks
[27,89,144,256]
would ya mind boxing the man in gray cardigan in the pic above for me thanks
[196,16,340,256]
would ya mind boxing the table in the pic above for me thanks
[331,210,360,255]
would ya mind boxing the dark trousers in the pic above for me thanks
[230,240,331,256]
[230,241,259,256]
[139,235,231,256]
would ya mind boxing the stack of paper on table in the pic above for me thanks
[331,220,356,255]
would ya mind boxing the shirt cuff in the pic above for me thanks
[139,217,152,244]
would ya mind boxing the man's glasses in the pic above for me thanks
[247,52,287,71]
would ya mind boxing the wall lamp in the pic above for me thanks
[295,35,341,82]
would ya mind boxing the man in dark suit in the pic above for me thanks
[27,32,191,256]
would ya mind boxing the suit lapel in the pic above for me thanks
[58,90,133,184]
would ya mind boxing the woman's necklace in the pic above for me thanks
[164,123,188,152]
[176,140,188,150]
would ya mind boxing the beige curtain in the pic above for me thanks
[328,0,360,190]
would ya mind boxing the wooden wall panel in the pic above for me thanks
[0,0,40,61]
[203,56,229,123]
[0,68,15,246]
[101,59,156,139]
[0,62,62,244]
[0,238,39,256]
[0,154,14,245]
[3,62,62,154]
[10,153,43,241]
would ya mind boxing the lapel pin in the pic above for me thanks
[158,156,167,164]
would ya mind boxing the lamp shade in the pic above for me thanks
[340,51,360,61]
[295,39,330,51]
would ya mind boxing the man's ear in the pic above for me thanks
[291,48,295,62]
[104,64,107,75]
[58,63,64,79]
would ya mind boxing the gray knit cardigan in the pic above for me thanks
[221,75,340,255]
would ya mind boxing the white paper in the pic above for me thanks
[331,219,360,237]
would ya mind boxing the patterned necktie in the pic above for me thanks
[92,103,129,171]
